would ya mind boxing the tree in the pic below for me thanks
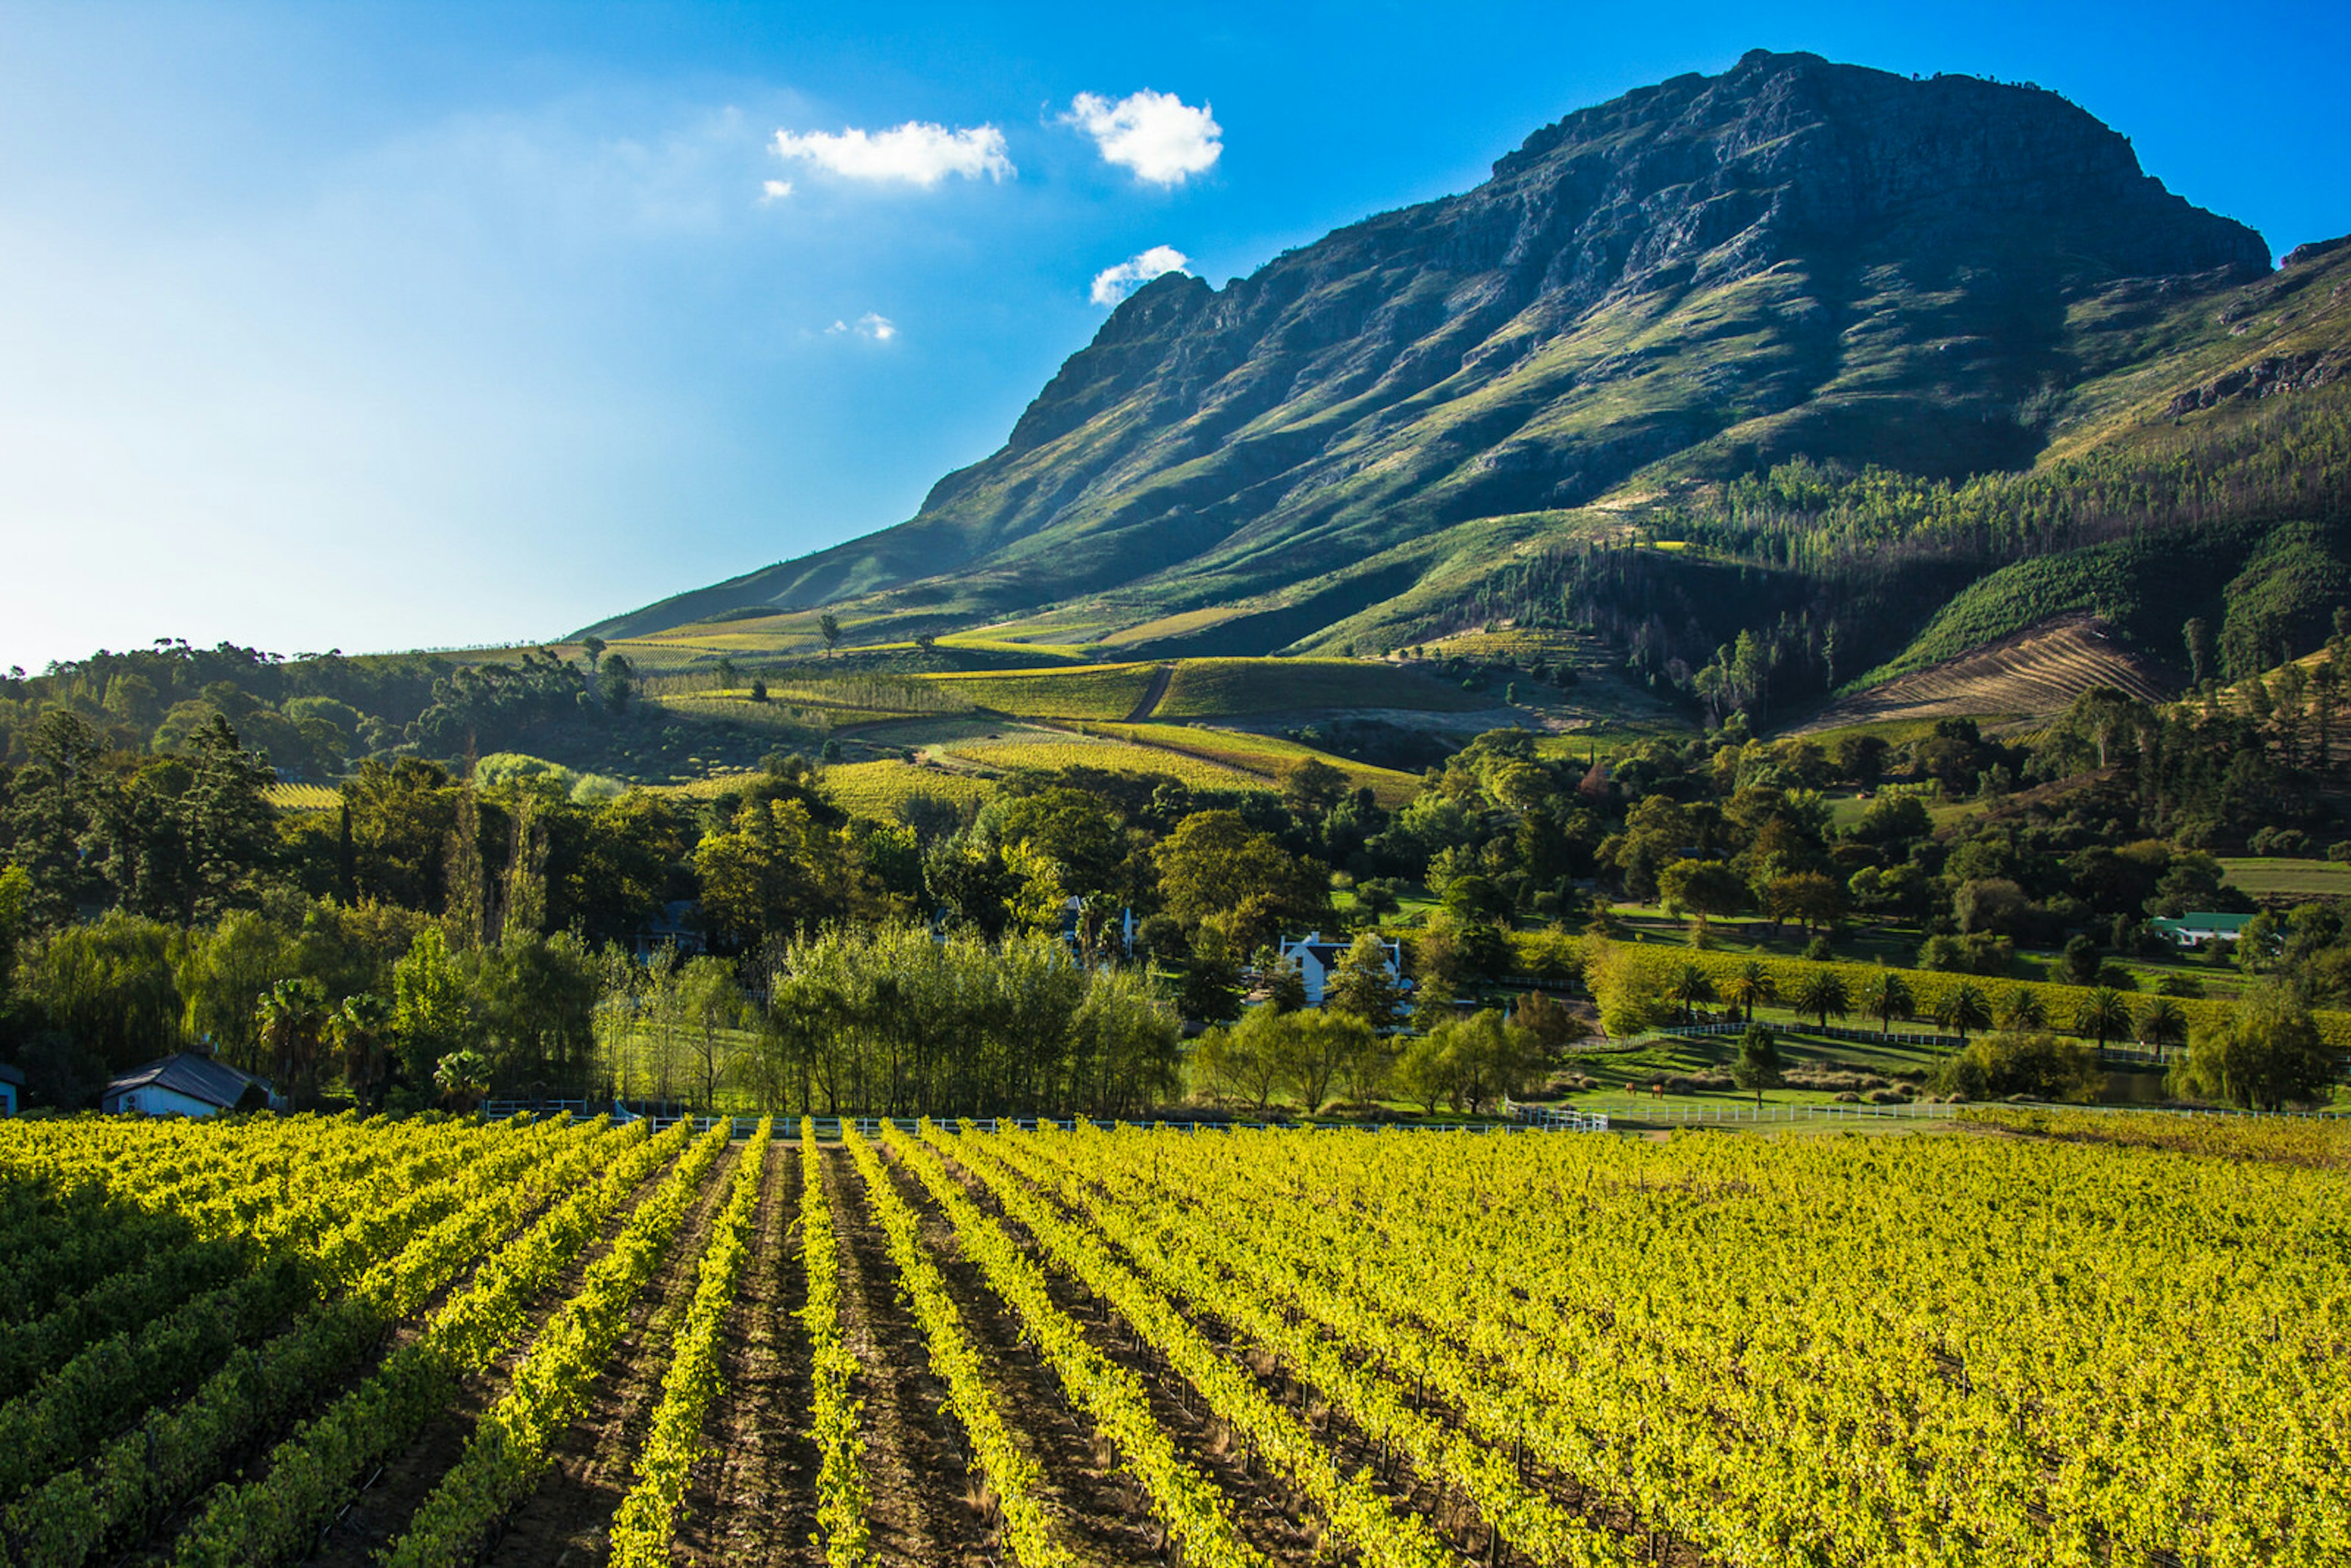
[1789,967,1849,1029]
[1732,1023,1782,1103]
[1324,932,1404,1032]
[2072,986,2132,1051]
[1193,1009,1285,1114]
[1662,960,1716,1025]
[2168,986,2338,1109]
[1281,758,1351,820]
[1935,981,1993,1045]
[1937,1030,2101,1102]
[392,926,471,1093]
[1763,871,1846,936]
[1993,984,2047,1033]
[255,977,330,1106]
[1154,811,1319,950]
[1512,990,1591,1060]
[2183,617,2214,685]
[1587,942,1665,1040]
[819,613,842,658]
[433,1047,493,1112]
[328,992,392,1109]
[1727,959,1775,1023]
[1856,968,1913,1036]
[1657,858,1745,934]
[2134,995,2189,1052]
[1275,1010,1376,1114]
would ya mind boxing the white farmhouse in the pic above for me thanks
[1275,931,1404,1008]
[102,1052,284,1117]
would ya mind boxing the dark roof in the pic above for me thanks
[105,1052,271,1111]
[0,1062,23,1087]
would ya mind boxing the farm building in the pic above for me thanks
[2147,912,2253,948]
[102,1052,283,1117]
[1275,931,1404,1008]
[0,1062,21,1116]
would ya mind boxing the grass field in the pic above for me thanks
[2221,855,2351,898]
[1090,722,1423,805]
[264,782,341,812]
[918,662,1160,719]
[1155,657,1488,717]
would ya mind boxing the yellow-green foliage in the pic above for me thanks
[1532,936,2351,1052]
[264,782,340,812]
[919,663,1160,719]
[1157,658,1486,718]
[936,733,1262,792]
[821,760,997,820]
[1089,723,1421,806]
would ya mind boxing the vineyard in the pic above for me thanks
[0,1109,2342,1567]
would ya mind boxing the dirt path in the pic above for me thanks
[825,1143,994,1568]
[479,1144,744,1567]
[1123,662,1176,723]
[677,1139,816,1567]
[298,1141,696,1568]
[922,1146,1326,1567]
[876,1143,1164,1568]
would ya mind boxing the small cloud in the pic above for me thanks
[760,178,793,201]
[1064,91,1221,186]
[858,312,897,341]
[1090,245,1192,307]
[825,320,849,334]
[771,121,1014,187]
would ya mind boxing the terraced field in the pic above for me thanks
[1796,613,2175,733]
[1155,657,1488,718]
[263,782,342,812]
[1090,722,1423,805]
[932,728,1264,791]
[822,759,999,820]
[917,662,1162,721]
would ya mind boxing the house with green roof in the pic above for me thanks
[2147,912,2253,949]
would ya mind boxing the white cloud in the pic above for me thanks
[826,313,896,340]
[1063,91,1221,186]
[1089,244,1192,307]
[770,121,1013,187]
[760,178,793,201]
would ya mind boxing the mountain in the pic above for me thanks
[589,49,2350,696]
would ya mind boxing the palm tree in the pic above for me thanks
[2074,986,2133,1051]
[1856,969,1912,1037]
[2135,996,2189,1054]
[1790,967,1850,1030]
[327,993,391,1111]
[1935,982,1993,1046]
[255,977,329,1105]
[1663,961,1717,1025]
[1997,986,2049,1033]
[1727,960,1775,1024]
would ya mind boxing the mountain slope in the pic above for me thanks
[587,49,2334,679]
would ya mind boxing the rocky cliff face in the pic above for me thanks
[593,51,2277,642]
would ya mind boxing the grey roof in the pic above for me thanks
[105,1052,272,1111]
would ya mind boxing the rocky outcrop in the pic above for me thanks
[589,52,2284,642]
[2165,350,2351,416]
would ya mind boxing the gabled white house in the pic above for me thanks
[1275,931,1404,1008]
[102,1052,283,1117]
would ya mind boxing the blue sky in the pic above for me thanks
[4,0,2346,670]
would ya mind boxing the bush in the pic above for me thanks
[1934,1030,2101,1103]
